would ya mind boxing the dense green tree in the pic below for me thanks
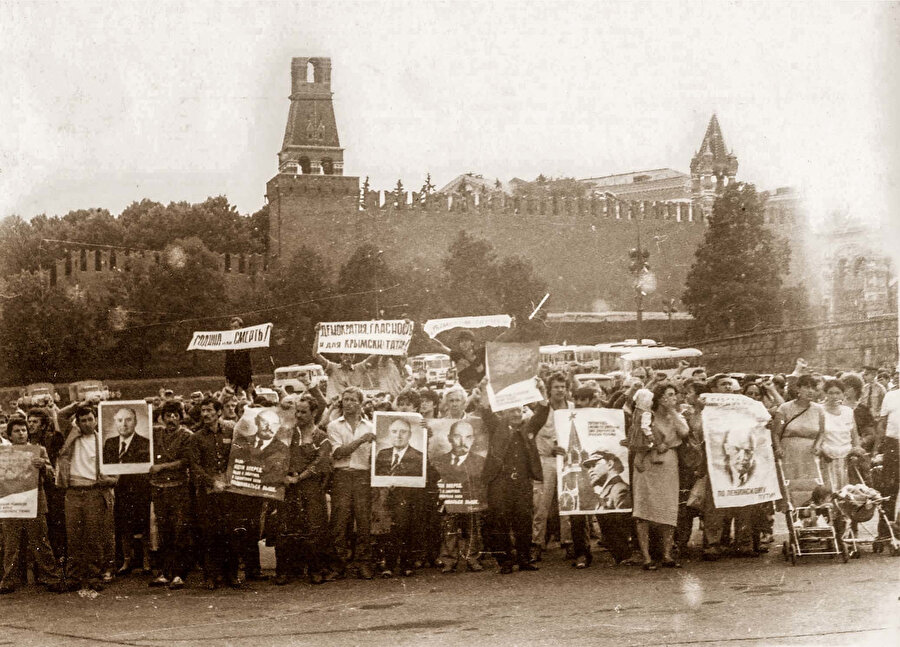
[490,256,548,321]
[0,271,105,383]
[441,231,498,316]
[336,244,395,320]
[682,183,790,337]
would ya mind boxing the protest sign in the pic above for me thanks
[0,445,40,519]
[427,417,488,512]
[701,393,781,508]
[225,406,294,500]
[485,341,541,412]
[371,412,427,488]
[187,322,273,351]
[99,401,153,476]
[555,408,631,515]
[316,320,413,356]
[423,315,512,339]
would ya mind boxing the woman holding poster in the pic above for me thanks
[632,384,689,570]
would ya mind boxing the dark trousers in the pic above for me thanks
[569,515,593,563]
[440,512,483,566]
[1,515,62,588]
[153,486,192,579]
[484,476,532,566]
[195,489,239,583]
[330,470,372,566]
[65,488,114,585]
[275,479,331,577]
[45,484,67,567]
[571,513,632,563]
[382,488,419,572]
[878,437,899,536]
[222,494,263,576]
[114,481,150,566]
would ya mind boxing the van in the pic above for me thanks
[273,364,327,394]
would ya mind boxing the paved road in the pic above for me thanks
[1,540,897,647]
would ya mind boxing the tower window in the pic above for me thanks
[95,250,102,271]
[307,61,316,83]
[80,249,87,271]
[299,156,311,174]
[322,158,334,175]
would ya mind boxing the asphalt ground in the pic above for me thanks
[1,533,897,647]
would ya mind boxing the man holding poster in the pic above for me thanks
[0,417,65,593]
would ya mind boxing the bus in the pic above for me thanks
[410,353,453,387]
[592,339,660,373]
[617,346,703,378]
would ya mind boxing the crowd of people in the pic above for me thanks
[0,349,897,596]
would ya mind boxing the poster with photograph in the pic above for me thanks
[555,408,631,515]
[701,393,781,508]
[225,406,294,500]
[427,417,488,512]
[0,445,40,518]
[99,400,153,475]
[485,341,542,412]
[371,411,427,488]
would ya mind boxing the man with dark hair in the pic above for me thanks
[480,388,548,574]
[583,450,631,510]
[59,406,117,592]
[25,407,67,569]
[148,401,193,589]
[327,387,376,579]
[224,317,254,393]
[0,417,66,594]
[531,371,572,562]
[861,366,885,420]
[189,397,239,589]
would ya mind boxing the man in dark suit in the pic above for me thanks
[374,418,423,477]
[102,406,151,574]
[581,449,632,564]
[373,417,423,576]
[480,397,548,574]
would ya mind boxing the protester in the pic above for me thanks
[632,384,689,570]
[0,417,66,594]
[817,379,863,492]
[148,401,194,589]
[327,387,376,579]
[59,405,117,592]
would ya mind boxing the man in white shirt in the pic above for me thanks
[60,406,117,592]
[327,387,375,579]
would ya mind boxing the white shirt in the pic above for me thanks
[391,446,408,467]
[328,416,373,470]
[880,389,900,440]
[71,433,99,482]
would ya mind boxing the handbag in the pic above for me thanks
[686,474,708,510]
[678,437,703,471]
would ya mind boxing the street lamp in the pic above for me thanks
[605,192,656,342]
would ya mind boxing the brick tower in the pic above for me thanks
[690,114,738,215]
[266,57,360,265]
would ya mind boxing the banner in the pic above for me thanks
[427,417,487,512]
[98,401,154,475]
[316,320,413,356]
[485,341,541,412]
[701,393,781,508]
[423,315,512,339]
[187,322,273,351]
[555,408,631,515]
[0,445,39,518]
[225,406,294,500]
[371,412,427,488]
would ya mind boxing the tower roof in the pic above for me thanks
[690,114,738,177]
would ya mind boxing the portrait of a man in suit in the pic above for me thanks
[433,419,485,501]
[102,407,151,465]
[721,427,756,487]
[230,408,289,481]
[374,418,424,477]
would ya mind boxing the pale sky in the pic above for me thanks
[1,1,897,230]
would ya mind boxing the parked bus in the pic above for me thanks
[410,353,453,387]
[618,346,703,378]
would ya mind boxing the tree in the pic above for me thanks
[263,246,333,362]
[0,271,105,383]
[336,244,395,320]
[112,237,228,371]
[441,231,498,315]
[682,183,790,337]
[490,256,548,321]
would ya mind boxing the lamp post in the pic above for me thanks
[607,192,656,343]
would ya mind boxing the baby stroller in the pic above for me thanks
[776,457,848,565]
[837,457,900,557]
